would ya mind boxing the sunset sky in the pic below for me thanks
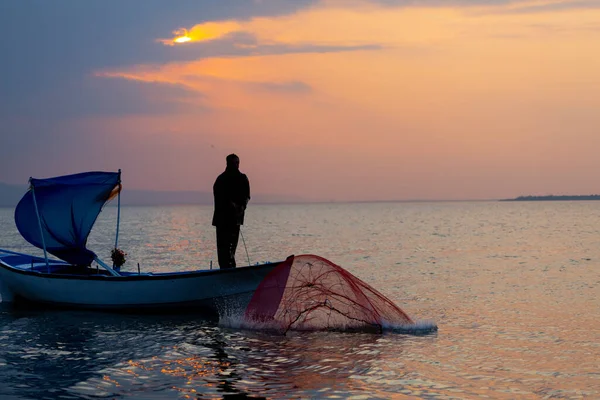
[1,0,600,201]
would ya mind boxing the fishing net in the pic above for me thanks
[244,255,416,334]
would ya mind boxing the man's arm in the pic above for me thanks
[243,174,250,206]
[213,176,222,203]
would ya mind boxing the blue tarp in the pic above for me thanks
[14,171,121,266]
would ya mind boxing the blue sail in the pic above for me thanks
[14,171,121,266]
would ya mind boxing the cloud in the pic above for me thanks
[251,81,313,94]
[488,0,600,14]
[353,0,595,10]
[97,65,314,104]
[158,21,243,45]
[155,31,384,61]
[1,0,593,120]
[0,1,319,119]
[325,0,600,15]
[0,75,206,121]
[156,25,384,61]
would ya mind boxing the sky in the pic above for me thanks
[1,0,600,201]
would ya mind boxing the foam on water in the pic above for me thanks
[382,319,438,334]
[219,308,438,335]
[218,311,285,333]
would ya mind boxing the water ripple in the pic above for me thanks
[1,202,599,398]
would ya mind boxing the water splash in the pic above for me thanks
[382,319,438,334]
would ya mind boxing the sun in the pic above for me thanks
[174,36,191,44]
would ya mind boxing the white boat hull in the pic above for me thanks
[0,256,280,315]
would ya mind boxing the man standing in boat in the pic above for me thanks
[212,154,251,269]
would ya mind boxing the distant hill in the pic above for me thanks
[501,195,600,202]
[0,183,304,207]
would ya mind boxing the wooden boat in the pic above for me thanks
[0,171,280,314]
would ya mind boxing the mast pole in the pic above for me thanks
[115,169,121,250]
[30,180,50,272]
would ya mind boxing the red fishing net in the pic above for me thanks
[244,255,415,334]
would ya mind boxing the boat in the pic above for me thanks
[0,171,281,314]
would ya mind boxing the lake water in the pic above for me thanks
[1,201,599,399]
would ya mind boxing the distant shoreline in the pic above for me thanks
[501,195,600,202]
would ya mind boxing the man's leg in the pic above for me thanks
[216,226,232,269]
[228,225,241,268]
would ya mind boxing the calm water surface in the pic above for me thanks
[1,201,599,399]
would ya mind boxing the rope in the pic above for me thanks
[240,227,251,267]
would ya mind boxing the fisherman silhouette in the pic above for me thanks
[212,154,250,269]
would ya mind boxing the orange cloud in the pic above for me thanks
[159,21,242,45]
